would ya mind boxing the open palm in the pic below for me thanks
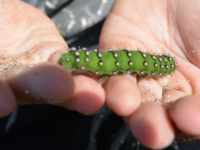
[0,0,105,118]
[99,0,200,149]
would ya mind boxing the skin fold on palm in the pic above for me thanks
[0,0,200,149]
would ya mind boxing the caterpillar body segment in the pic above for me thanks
[58,49,176,78]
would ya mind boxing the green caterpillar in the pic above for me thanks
[58,48,177,78]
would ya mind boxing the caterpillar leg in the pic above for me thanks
[98,75,106,80]
[130,72,137,77]
[141,74,148,78]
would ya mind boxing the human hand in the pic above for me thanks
[99,0,200,149]
[0,0,105,117]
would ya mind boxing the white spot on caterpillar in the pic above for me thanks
[85,51,90,56]
[169,57,172,61]
[171,64,174,68]
[159,58,162,61]
[129,61,133,65]
[95,71,99,75]
[85,58,89,62]
[115,62,120,66]
[152,72,155,75]
[166,65,169,69]
[140,71,144,75]
[126,70,130,74]
[127,52,132,57]
[99,61,103,66]
[152,55,156,60]
[161,65,164,68]
[97,53,102,58]
[76,58,80,63]
[93,49,98,52]
[81,66,85,70]
[113,53,118,58]
[144,62,148,66]
[75,51,80,56]
[155,63,158,67]
[142,53,146,58]
[164,58,167,62]
[66,58,70,61]
[109,48,112,51]
[71,47,76,51]
[113,71,117,75]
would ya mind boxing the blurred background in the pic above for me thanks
[0,0,199,150]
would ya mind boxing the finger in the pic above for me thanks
[0,81,16,117]
[137,76,162,103]
[169,95,200,140]
[155,71,192,95]
[153,70,192,108]
[178,60,200,95]
[103,74,141,116]
[162,90,189,109]
[61,75,105,115]
[5,62,75,104]
[125,102,174,149]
